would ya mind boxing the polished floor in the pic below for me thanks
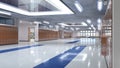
[0,38,107,68]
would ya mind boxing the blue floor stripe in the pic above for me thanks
[66,40,80,44]
[0,40,80,54]
[34,46,86,68]
[0,44,43,53]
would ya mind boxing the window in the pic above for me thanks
[0,17,14,25]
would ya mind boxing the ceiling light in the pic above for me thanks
[71,28,74,31]
[34,21,42,24]
[0,10,11,15]
[91,24,94,27]
[81,22,87,26]
[58,23,68,26]
[86,19,91,24]
[0,1,73,16]
[88,27,92,29]
[98,24,101,30]
[43,21,50,24]
[74,1,83,12]
[93,27,96,31]
[92,26,96,31]
[97,18,102,23]
[97,0,103,11]
[76,28,80,30]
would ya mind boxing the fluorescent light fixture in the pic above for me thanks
[0,1,73,16]
[92,26,96,31]
[88,61,91,67]
[97,0,103,11]
[71,28,74,31]
[86,19,91,24]
[66,22,87,26]
[91,24,96,30]
[97,18,102,23]
[98,23,101,30]
[91,24,94,27]
[93,27,96,31]
[74,1,83,12]
[43,21,50,24]
[58,23,68,26]
[0,10,11,15]
[34,21,42,24]
[97,18,102,30]
[81,22,88,26]
[88,27,92,29]
[76,28,80,30]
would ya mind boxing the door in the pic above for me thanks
[28,27,35,42]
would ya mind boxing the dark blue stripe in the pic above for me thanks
[34,46,85,68]
[0,40,80,54]
[0,44,43,53]
[66,40,79,44]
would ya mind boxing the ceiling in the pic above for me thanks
[0,0,109,31]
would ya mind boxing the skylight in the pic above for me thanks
[0,0,74,16]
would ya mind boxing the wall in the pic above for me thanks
[39,29,59,41]
[64,31,72,38]
[0,25,18,45]
[18,20,39,42]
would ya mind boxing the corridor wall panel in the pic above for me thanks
[0,25,18,45]
[64,32,72,38]
[39,29,59,41]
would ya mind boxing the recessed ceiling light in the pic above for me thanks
[74,1,83,12]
